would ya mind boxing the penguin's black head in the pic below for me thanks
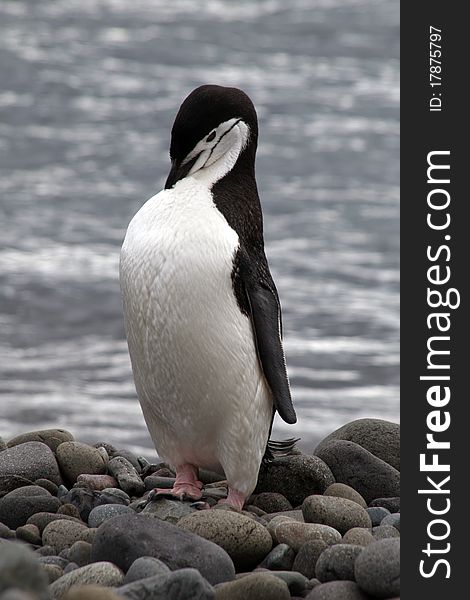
[165,85,258,189]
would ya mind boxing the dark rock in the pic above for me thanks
[382,513,400,532]
[58,503,82,519]
[56,442,107,484]
[143,475,176,491]
[5,485,51,498]
[244,505,267,518]
[372,525,400,540]
[341,528,374,546]
[266,571,309,596]
[315,419,400,470]
[366,506,390,526]
[42,519,89,553]
[108,457,145,496]
[302,495,371,535]
[107,448,141,472]
[0,522,16,539]
[292,540,328,579]
[259,544,295,571]
[38,555,69,568]
[34,479,59,495]
[369,497,400,512]
[27,512,83,534]
[91,513,235,585]
[0,491,61,529]
[141,497,197,523]
[68,540,92,566]
[117,568,214,600]
[315,441,400,504]
[60,487,129,522]
[7,429,74,453]
[215,573,290,600]
[255,455,334,506]
[34,544,56,556]
[315,544,363,582]
[264,509,304,523]
[15,524,42,546]
[252,493,293,514]
[178,509,272,570]
[49,561,124,598]
[306,580,371,599]
[354,538,400,597]
[76,475,118,491]
[0,541,49,599]
[0,442,62,488]
[99,488,130,506]
[123,556,170,584]
[63,561,80,574]
[88,504,134,528]
[323,484,367,509]
[0,475,35,497]
[42,563,64,584]
[274,521,341,551]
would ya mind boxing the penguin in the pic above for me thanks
[120,84,296,510]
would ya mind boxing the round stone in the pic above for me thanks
[314,418,400,470]
[354,538,400,598]
[315,544,363,582]
[49,562,124,598]
[366,506,391,526]
[372,525,400,540]
[381,513,400,531]
[15,524,42,546]
[0,442,62,489]
[323,484,367,509]
[341,528,374,546]
[0,492,61,529]
[88,504,135,528]
[315,441,400,504]
[274,521,341,552]
[302,495,372,535]
[259,544,295,571]
[292,539,328,579]
[141,497,197,523]
[117,568,214,600]
[178,508,272,570]
[123,556,170,584]
[60,585,122,600]
[252,493,293,513]
[369,497,400,513]
[42,519,89,553]
[215,572,290,600]
[91,512,234,585]
[27,512,83,535]
[68,540,92,566]
[307,580,371,599]
[0,541,49,599]
[56,442,107,484]
[255,455,335,507]
[7,429,74,453]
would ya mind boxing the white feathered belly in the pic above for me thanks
[120,179,272,494]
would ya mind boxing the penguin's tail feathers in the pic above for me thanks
[262,437,301,464]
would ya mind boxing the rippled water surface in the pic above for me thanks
[0,0,399,456]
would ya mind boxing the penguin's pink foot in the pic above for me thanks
[151,464,203,501]
[217,487,246,511]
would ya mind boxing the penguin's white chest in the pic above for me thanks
[120,178,272,493]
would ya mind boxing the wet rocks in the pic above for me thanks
[366,506,390,526]
[49,561,124,599]
[302,495,372,535]
[341,528,374,546]
[0,442,62,489]
[292,539,328,579]
[255,455,335,506]
[315,440,400,504]
[91,513,235,585]
[140,497,197,523]
[315,544,363,582]
[323,483,367,509]
[259,544,295,571]
[178,509,272,570]
[354,538,400,597]
[56,442,107,484]
[251,492,293,513]
[27,512,83,534]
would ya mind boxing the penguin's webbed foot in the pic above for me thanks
[217,487,246,511]
[149,463,203,502]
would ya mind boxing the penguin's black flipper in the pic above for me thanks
[245,279,297,425]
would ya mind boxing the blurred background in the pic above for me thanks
[0,0,399,457]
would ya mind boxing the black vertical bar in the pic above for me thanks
[402,2,465,597]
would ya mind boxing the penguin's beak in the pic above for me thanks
[164,154,201,189]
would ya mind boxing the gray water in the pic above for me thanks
[0,0,399,457]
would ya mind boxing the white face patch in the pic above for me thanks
[181,118,250,187]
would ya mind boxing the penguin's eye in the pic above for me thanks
[206,131,216,142]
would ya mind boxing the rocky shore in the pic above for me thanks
[0,419,400,599]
